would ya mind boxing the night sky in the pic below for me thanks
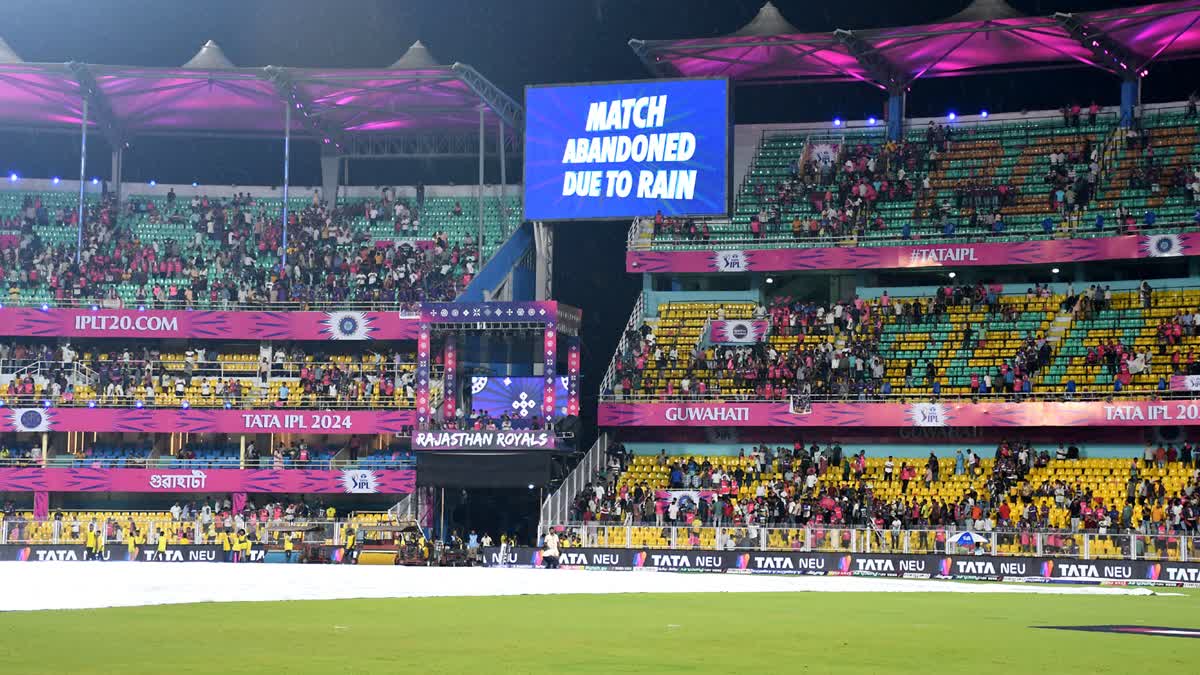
[4,0,1198,447]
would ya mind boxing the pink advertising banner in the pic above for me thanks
[627,233,1195,274]
[1171,375,1200,392]
[709,320,770,344]
[0,307,420,341]
[599,399,1200,428]
[0,467,415,494]
[1,407,414,435]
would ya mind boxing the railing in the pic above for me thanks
[0,393,421,410]
[627,218,1200,252]
[0,516,343,547]
[0,455,416,470]
[1,359,437,410]
[0,297,425,313]
[539,433,608,538]
[600,290,646,397]
[600,390,1193,405]
[554,523,1196,562]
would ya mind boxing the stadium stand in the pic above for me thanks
[606,279,1200,402]
[0,341,425,408]
[574,442,1198,554]
[633,107,1200,250]
[0,187,520,308]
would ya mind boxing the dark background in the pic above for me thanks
[4,0,1197,536]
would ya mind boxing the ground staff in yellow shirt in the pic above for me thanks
[218,530,232,562]
[126,529,140,561]
[342,527,357,564]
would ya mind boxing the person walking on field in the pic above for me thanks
[543,530,561,569]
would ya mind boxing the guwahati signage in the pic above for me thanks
[627,232,1195,274]
[412,430,556,451]
[0,467,416,494]
[0,307,419,341]
[481,547,1200,586]
[598,400,1200,428]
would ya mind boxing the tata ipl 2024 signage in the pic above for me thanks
[523,78,730,221]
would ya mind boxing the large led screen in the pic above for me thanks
[523,78,730,221]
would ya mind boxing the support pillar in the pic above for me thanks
[76,99,88,266]
[533,222,553,300]
[416,323,432,428]
[478,106,487,264]
[281,101,292,269]
[1120,78,1140,128]
[109,148,123,207]
[886,90,906,142]
[542,317,557,422]
[442,337,457,422]
[319,145,340,206]
[498,118,509,237]
[565,336,581,418]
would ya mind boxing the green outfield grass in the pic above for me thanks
[1,589,1197,673]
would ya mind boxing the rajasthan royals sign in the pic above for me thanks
[412,430,557,451]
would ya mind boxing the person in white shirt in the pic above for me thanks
[542,531,560,569]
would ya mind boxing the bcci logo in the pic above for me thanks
[1142,234,1185,258]
[322,311,373,340]
[713,250,749,272]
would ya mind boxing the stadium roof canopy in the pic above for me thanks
[629,0,1200,89]
[0,39,522,143]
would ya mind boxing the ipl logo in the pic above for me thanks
[907,403,949,427]
[712,250,749,272]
